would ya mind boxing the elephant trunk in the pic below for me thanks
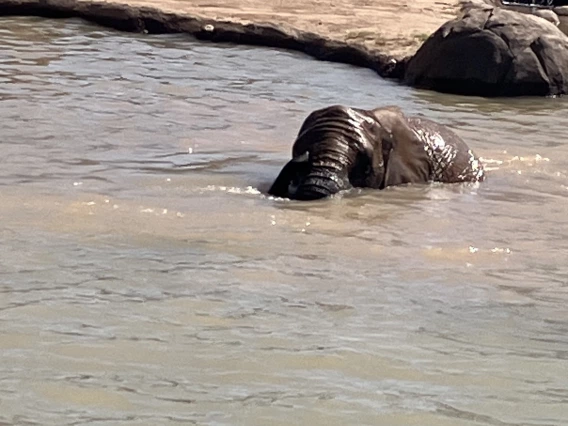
[291,142,354,200]
[292,169,346,200]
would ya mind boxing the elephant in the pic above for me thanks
[268,105,485,200]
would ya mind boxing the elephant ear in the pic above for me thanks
[369,107,431,188]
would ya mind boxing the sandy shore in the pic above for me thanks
[0,0,460,59]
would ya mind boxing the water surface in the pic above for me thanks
[1,16,568,426]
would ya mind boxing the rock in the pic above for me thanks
[533,9,560,27]
[404,7,568,96]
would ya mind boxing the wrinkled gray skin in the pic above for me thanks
[269,105,485,200]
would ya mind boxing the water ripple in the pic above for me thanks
[1,15,568,426]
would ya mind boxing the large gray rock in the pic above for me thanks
[404,6,568,96]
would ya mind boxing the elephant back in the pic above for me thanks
[407,117,485,183]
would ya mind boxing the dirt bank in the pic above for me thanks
[0,0,460,77]
[85,0,460,58]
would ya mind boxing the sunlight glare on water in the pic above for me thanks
[1,16,568,426]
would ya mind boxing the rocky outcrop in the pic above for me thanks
[0,0,404,78]
[404,5,568,96]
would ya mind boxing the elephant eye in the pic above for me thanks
[382,139,393,162]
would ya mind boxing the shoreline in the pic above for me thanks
[0,0,460,79]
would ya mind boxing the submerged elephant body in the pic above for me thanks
[269,105,484,200]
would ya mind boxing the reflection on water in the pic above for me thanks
[1,16,568,426]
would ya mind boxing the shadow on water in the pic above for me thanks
[1,16,568,426]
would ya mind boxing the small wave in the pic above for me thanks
[480,153,550,172]
[199,185,261,195]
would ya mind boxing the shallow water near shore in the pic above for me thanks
[1,16,568,426]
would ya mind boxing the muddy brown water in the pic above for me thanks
[1,16,568,426]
